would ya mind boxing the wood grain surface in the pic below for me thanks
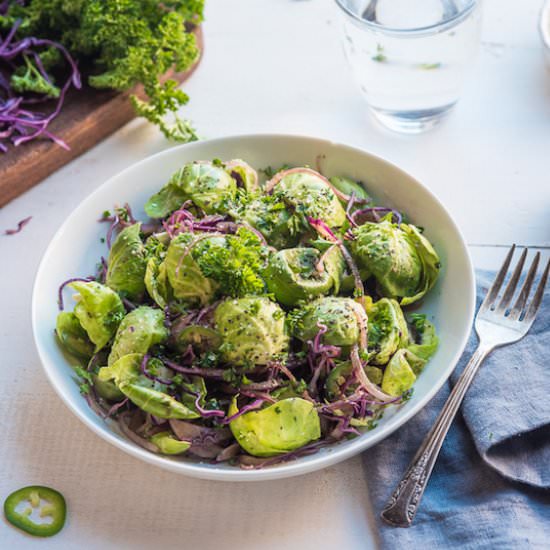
[0,26,203,207]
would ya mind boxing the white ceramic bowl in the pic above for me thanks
[541,0,550,67]
[32,134,475,481]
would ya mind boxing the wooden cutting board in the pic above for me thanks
[0,27,203,207]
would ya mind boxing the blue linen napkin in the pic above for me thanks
[364,270,550,549]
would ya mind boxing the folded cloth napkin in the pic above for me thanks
[364,270,550,549]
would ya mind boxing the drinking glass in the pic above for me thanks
[335,0,482,133]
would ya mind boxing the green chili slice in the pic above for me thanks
[4,486,66,537]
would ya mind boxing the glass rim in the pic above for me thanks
[334,0,479,36]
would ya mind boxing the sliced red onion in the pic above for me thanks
[216,442,241,462]
[350,346,395,403]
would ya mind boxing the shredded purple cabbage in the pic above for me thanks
[57,276,94,310]
[221,398,265,424]
[4,215,31,235]
[352,206,402,225]
[0,20,81,152]
[140,354,173,386]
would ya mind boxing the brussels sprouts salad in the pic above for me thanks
[55,159,440,468]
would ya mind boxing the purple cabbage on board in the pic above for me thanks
[0,19,81,152]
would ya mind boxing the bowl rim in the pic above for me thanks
[541,0,550,50]
[32,133,476,481]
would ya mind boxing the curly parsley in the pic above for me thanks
[1,0,204,142]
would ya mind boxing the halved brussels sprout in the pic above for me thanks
[106,223,147,300]
[55,311,94,360]
[145,162,236,218]
[325,360,382,400]
[328,176,370,203]
[291,297,367,348]
[144,256,170,308]
[275,171,347,228]
[400,224,440,306]
[228,397,321,457]
[381,349,426,396]
[407,314,438,360]
[174,325,222,354]
[70,281,125,352]
[164,234,220,306]
[367,298,409,365]
[144,234,170,308]
[97,354,199,419]
[93,373,125,401]
[149,431,191,455]
[144,179,187,219]
[236,195,298,249]
[264,246,344,306]
[177,162,237,214]
[224,159,260,194]
[108,306,169,365]
[351,220,440,305]
[214,297,289,366]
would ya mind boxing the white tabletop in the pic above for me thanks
[1,1,548,548]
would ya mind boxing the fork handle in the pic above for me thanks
[380,343,492,527]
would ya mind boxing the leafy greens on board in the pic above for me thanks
[0,0,203,152]
[56,160,441,469]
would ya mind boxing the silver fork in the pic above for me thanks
[381,245,549,528]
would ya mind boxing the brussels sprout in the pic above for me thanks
[144,180,187,219]
[275,171,347,228]
[264,246,344,307]
[328,176,370,203]
[177,162,237,213]
[381,349,426,396]
[325,360,382,400]
[214,297,289,366]
[70,281,125,351]
[97,354,199,419]
[236,195,298,249]
[224,159,260,194]
[146,162,237,218]
[93,373,125,401]
[145,162,237,218]
[164,234,220,306]
[228,397,321,457]
[149,432,191,455]
[108,306,169,365]
[144,256,170,308]
[291,297,367,348]
[400,224,440,306]
[174,326,222,354]
[367,298,409,365]
[351,220,440,305]
[106,223,147,300]
[55,311,94,360]
[407,314,439,361]
[143,234,170,308]
[325,361,353,400]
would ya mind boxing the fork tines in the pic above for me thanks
[480,245,549,323]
